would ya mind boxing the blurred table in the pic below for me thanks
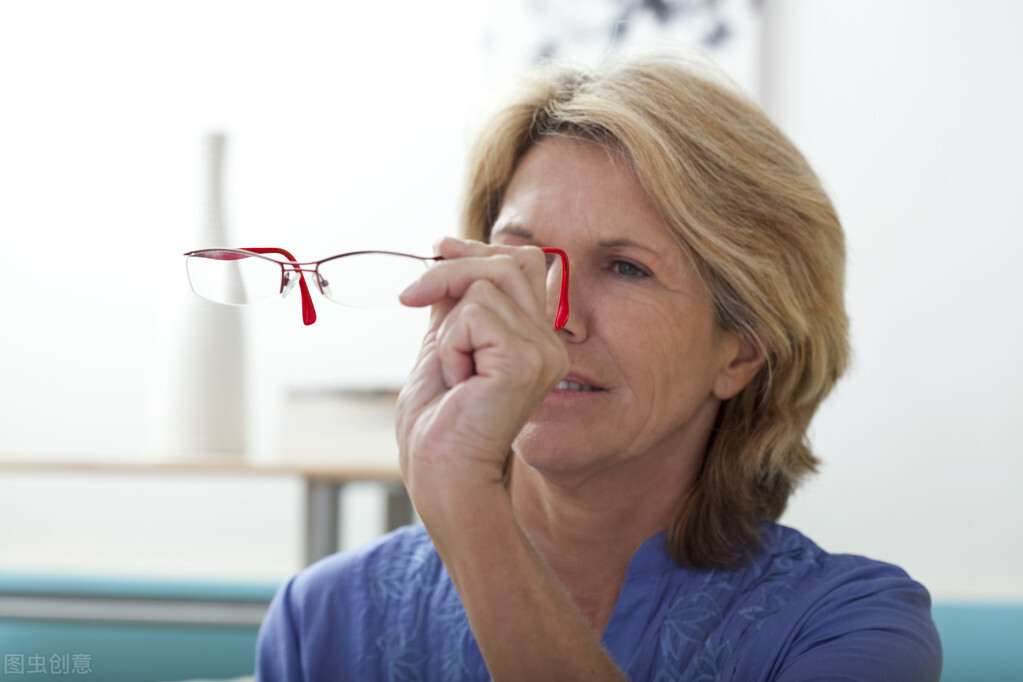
[0,457,411,565]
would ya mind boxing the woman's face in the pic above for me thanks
[492,137,758,488]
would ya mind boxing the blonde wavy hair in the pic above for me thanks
[460,49,850,569]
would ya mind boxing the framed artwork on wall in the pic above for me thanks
[484,0,763,97]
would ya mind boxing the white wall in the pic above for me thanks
[0,1,1019,600]
[0,1,483,458]
[764,0,1023,601]
[0,0,487,582]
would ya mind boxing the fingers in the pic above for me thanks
[420,282,569,458]
[433,277,556,388]
[396,238,567,418]
[394,239,571,505]
[399,238,549,324]
[400,238,556,389]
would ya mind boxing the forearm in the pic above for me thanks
[395,239,616,677]
[426,490,627,682]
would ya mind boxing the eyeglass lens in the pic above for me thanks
[316,253,432,308]
[185,249,567,325]
[186,250,286,305]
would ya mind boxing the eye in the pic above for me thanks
[610,259,651,279]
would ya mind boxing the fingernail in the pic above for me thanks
[441,364,454,388]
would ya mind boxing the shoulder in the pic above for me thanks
[744,522,943,681]
[754,522,934,620]
[256,525,460,681]
[755,521,919,594]
[287,523,442,611]
[625,523,941,681]
[652,522,929,618]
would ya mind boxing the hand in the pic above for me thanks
[395,237,569,522]
[394,238,626,681]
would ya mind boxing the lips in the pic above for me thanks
[553,373,605,392]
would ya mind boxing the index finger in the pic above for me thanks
[400,238,550,317]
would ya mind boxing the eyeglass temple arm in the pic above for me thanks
[540,247,569,330]
[239,247,317,326]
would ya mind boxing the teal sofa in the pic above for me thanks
[932,602,1023,682]
[1,574,1020,681]
[0,574,275,681]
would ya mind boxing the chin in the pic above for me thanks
[512,424,604,478]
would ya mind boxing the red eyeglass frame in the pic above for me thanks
[184,246,570,329]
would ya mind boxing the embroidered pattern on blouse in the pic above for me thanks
[362,525,824,681]
[651,525,820,680]
[367,531,481,682]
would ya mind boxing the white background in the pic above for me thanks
[0,1,1020,601]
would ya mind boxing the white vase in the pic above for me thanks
[145,133,247,459]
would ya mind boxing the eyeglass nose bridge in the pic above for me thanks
[239,247,318,325]
[282,265,319,325]
[280,265,319,296]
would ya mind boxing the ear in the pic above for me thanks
[712,334,764,401]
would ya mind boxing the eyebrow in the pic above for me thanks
[595,237,660,256]
[491,225,536,243]
[493,226,659,255]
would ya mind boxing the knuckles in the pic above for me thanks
[417,241,567,394]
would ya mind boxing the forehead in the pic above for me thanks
[494,137,676,246]
[506,137,633,198]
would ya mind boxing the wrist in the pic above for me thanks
[416,478,517,564]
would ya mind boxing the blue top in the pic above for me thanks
[256,522,941,681]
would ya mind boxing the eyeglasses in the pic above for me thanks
[183,246,570,329]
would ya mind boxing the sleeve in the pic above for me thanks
[775,566,943,682]
[255,576,305,682]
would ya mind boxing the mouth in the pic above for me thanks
[543,373,607,406]
[551,372,607,393]
[553,380,602,392]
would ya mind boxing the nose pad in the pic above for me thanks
[281,271,298,298]
[545,281,561,325]
[317,274,333,300]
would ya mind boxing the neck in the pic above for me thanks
[508,448,700,633]
[510,456,686,551]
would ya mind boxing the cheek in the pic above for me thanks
[602,303,695,381]
[610,314,718,415]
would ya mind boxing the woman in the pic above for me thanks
[257,49,941,680]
